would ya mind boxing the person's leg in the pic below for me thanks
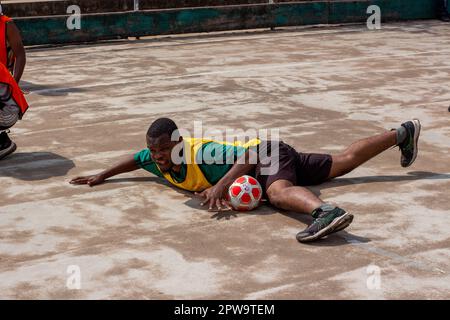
[257,142,325,214]
[266,179,324,213]
[446,0,450,21]
[0,105,20,160]
[327,130,396,179]
[327,119,421,179]
[438,0,450,21]
[257,141,353,243]
[266,179,353,242]
[0,82,21,160]
[0,106,20,130]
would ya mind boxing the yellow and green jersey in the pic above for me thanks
[134,137,260,192]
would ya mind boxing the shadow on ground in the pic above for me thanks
[323,171,449,187]
[307,171,450,197]
[0,152,75,181]
[20,80,87,96]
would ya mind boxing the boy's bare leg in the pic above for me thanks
[328,130,397,179]
[266,180,324,214]
[328,119,421,179]
[266,120,421,243]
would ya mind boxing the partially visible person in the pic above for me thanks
[0,62,29,160]
[437,0,450,22]
[0,2,26,83]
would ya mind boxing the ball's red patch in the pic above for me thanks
[238,205,250,212]
[236,177,246,184]
[241,193,251,203]
[252,188,260,199]
[248,177,258,185]
[231,186,242,197]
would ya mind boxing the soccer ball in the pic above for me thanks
[228,175,262,211]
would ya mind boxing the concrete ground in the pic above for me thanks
[0,20,449,300]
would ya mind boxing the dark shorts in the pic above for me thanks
[254,141,333,194]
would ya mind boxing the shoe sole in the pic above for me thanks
[315,213,354,239]
[402,119,421,168]
[297,212,354,243]
[0,142,17,160]
[331,214,354,233]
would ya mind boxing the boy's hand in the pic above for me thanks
[195,183,232,211]
[70,173,106,187]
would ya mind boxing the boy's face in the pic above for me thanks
[147,133,181,172]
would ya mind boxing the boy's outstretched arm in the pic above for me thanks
[70,155,139,187]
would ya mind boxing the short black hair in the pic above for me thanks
[147,117,179,139]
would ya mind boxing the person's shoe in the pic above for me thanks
[398,119,421,168]
[333,214,354,233]
[439,12,450,22]
[0,130,17,160]
[296,207,353,243]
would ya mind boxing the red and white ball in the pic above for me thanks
[228,175,262,211]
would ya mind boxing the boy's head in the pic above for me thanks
[146,117,182,172]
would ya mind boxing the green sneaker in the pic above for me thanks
[398,119,421,168]
[296,207,353,243]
